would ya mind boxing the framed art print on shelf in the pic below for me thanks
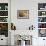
[38,29,46,37]
[17,10,29,19]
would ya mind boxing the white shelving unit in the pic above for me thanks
[0,3,8,37]
[38,3,46,37]
[0,2,9,46]
[0,3,8,22]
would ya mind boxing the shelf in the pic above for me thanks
[38,22,46,23]
[38,28,46,29]
[38,10,46,11]
[0,10,8,11]
[38,15,46,17]
[0,16,8,17]
[0,22,8,23]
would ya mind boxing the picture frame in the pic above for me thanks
[17,10,29,19]
[38,29,46,37]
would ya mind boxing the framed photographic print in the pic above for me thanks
[17,10,29,19]
[38,29,46,37]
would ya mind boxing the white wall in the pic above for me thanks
[11,0,38,30]
[11,0,46,46]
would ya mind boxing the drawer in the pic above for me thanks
[0,37,8,45]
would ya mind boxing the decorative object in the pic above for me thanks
[38,17,46,22]
[15,35,32,46]
[0,6,1,10]
[0,11,8,16]
[42,12,45,15]
[38,11,46,16]
[0,23,8,37]
[19,35,32,45]
[39,29,46,37]
[21,40,25,46]
[17,10,29,19]
[0,17,8,22]
[38,23,46,28]
[5,6,8,10]
[38,3,46,10]
[11,23,16,30]
[29,25,35,30]
[0,3,8,10]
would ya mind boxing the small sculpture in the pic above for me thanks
[29,25,35,30]
[11,23,16,30]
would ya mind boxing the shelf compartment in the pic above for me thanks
[0,23,8,30]
[38,17,46,22]
[0,23,8,37]
[38,11,46,16]
[0,3,8,10]
[38,29,46,37]
[0,11,8,16]
[38,28,46,29]
[0,17,8,22]
[38,3,46,10]
[38,23,46,28]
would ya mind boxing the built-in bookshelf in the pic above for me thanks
[0,3,8,37]
[38,3,46,37]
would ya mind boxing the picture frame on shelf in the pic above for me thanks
[17,10,29,19]
[38,29,46,37]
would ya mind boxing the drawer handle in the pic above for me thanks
[43,39,45,40]
[1,39,3,40]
